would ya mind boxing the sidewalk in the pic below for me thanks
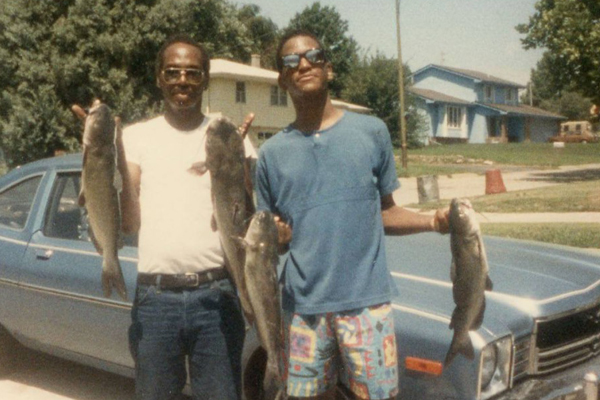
[392,163,600,224]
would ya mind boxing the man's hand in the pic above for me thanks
[71,104,88,121]
[274,215,292,253]
[432,208,450,234]
[239,113,255,139]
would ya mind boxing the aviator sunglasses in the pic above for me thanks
[281,48,326,70]
[161,67,204,85]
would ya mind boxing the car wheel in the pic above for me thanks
[0,327,19,376]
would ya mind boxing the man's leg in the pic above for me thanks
[284,312,339,399]
[130,285,187,400]
[335,303,399,400]
[187,279,245,400]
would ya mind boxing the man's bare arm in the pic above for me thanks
[381,194,449,235]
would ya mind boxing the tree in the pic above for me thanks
[517,0,600,104]
[522,52,593,120]
[0,0,253,167]
[526,53,569,106]
[343,52,427,148]
[237,4,280,70]
[283,2,359,98]
[540,91,593,120]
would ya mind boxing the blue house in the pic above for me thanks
[409,64,565,144]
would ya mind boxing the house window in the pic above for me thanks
[506,88,516,103]
[447,106,463,129]
[270,86,287,106]
[484,85,494,103]
[236,82,246,103]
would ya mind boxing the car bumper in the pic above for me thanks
[496,356,600,400]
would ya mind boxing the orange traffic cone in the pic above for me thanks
[485,169,506,195]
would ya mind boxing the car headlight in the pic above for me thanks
[480,343,497,388]
[480,336,512,400]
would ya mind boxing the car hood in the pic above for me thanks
[386,234,600,336]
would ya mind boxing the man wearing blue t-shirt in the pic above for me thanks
[255,29,449,400]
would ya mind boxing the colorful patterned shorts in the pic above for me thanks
[284,303,399,399]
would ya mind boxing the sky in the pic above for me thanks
[233,0,545,86]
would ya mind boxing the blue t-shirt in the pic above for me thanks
[255,111,400,314]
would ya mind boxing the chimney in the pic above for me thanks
[250,54,261,68]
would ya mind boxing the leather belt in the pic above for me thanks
[137,268,229,289]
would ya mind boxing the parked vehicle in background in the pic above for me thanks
[2,154,600,399]
[549,120,599,143]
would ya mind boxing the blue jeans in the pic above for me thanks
[129,279,245,400]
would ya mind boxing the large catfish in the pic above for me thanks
[204,117,254,321]
[79,101,127,300]
[238,210,284,400]
[445,198,493,366]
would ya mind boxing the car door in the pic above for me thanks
[0,173,45,333]
[19,170,138,369]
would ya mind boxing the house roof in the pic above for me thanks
[210,58,278,84]
[413,64,526,88]
[478,103,566,119]
[409,87,472,105]
[409,87,565,119]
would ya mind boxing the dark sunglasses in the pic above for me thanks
[281,48,326,70]
[161,68,204,85]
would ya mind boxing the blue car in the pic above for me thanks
[1,154,600,399]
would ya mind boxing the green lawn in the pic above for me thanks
[413,181,600,213]
[395,142,600,177]
[408,180,600,249]
[482,223,600,250]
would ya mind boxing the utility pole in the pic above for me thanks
[528,81,533,107]
[396,0,408,169]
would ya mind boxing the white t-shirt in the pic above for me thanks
[123,115,256,274]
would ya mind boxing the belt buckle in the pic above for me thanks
[185,272,200,287]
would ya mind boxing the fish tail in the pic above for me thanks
[262,361,285,400]
[102,255,127,301]
[444,332,474,366]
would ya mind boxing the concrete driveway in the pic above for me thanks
[1,351,134,400]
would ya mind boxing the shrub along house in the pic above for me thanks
[409,64,565,144]
[203,55,370,147]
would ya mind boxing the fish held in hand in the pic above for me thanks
[238,210,285,400]
[79,102,127,301]
[204,117,255,322]
[445,198,493,366]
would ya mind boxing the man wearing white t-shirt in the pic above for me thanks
[116,34,255,400]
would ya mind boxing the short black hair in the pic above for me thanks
[275,29,326,72]
[155,34,210,81]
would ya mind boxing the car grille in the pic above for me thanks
[513,336,531,382]
[532,303,600,376]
